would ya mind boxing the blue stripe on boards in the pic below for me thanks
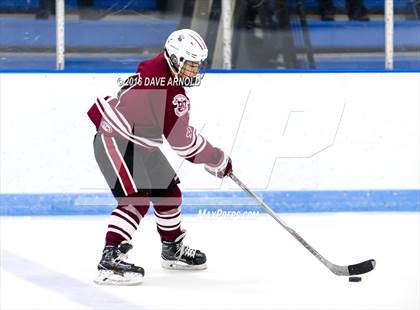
[0,190,419,216]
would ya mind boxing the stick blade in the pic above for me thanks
[348,259,376,275]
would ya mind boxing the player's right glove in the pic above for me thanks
[204,151,233,178]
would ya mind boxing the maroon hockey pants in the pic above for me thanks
[93,133,183,245]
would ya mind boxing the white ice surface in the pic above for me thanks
[1,212,419,310]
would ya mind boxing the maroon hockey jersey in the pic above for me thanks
[87,52,223,166]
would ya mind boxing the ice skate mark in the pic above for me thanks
[1,249,144,309]
[282,110,304,136]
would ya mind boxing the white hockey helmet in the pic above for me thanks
[164,29,208,85]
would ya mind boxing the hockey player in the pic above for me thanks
[87,29,233,285]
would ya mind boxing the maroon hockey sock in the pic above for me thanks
[105,193,150,246]
[152,185,183,242]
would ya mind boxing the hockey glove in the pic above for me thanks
[205,152,233,178]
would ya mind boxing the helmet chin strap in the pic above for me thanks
[164,49,183,78]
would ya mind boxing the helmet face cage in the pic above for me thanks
[165,50,208,87]
[179,59,207,87]
[179,59,208,84]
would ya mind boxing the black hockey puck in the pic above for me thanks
[349,276,362,282]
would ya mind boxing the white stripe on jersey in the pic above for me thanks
[117,73,141,101]
[96,99,152,148]
[96,98,162,148]
[103,96,131,134]
[173,135,204,157]
[108,98,161,143]
[114,106,132,133]
[185,138,207,159]
[113,74,168,144]
[171,128,197,151]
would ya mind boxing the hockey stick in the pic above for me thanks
[229,172,376,276]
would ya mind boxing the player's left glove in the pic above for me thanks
[204,151,232,178]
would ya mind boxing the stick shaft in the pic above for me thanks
[229,172,334,270]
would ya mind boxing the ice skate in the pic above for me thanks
[161,230,207,270]
[94,241,144,285]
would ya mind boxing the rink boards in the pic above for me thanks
[0,71,419,215]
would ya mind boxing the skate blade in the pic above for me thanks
[94,269,143,286]
[162,260,207,270]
